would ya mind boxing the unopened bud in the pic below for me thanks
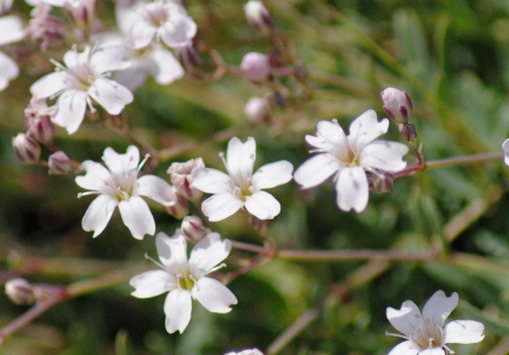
[181,216,208,242]
[367,171,394,193]
[244,0,273,33]
[49,151,73,175]
[26,4,66,51]
[64,0,97,30]
[25,98,57,144]
[381,87,413,125]
[399,123,418,144]
[240,52,270,84]
[244,97,270,125]
[174,44,201,70]
[12,133,41,164]
[0,0,13,14]
[5,278,35,305]
[165,193,189,219]
[167,158,205,201]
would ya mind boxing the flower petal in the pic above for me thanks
[503,138,509,166]
[422,290,458,327]
[164,289,192,334]
[81,194,118,237]
[0,51,18,91]
[294,154,340,189]
[118,196,155,239]
[252,160,293,189]
[444,320,484,344]
[386,300,422,337]
[149,46,184,84]
[137,175,176,206]
[201,193,243,222]
[335,166,369,212]
[361,141,408,172]
[192,277,237,313]
[102,145,139,176]
[189,233,231,274]
[418,349,446,355]
[129,270,175,298]
[192,168,232,194]
[30,72,67,99]
[226,137,256,182]
[245,191,281,220]
[88,77,133,115]
[348,109,389,149]
[127,21,157,49]
[53,90,88,134]
[75,161,112,192]
[159,13,197,48]
[387,340,419,355]
[0,15,24,46]
[308,119,347,149]
[156,232,188,273]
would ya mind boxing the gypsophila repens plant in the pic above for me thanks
[3,1,509,353]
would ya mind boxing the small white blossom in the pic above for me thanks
[129,231,237,334]
[30,44,133,134]
[294,110,408,213]
[224,349,264,355]
[0,15,25,91]
[502,138,509,166]
[386,290,485,355]
[75,145,175,239]
[192,137,293,222]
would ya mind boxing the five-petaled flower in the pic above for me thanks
[294,109,409,213]
[129,231,237,334]
[75,145,175,239]
[30,44,133,134]
[192,136,294,222]
[386,290,484,355]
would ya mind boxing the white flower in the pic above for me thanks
[124,1,197,50]
[129,231,237,334]
[224,349,263,355]
[192,137,294,222]
[75,145,175,239]
[30,44,133,134]
[0,15,25,91]
[386,290,485,355]
[502,138,509,166]
[294,110,409,213]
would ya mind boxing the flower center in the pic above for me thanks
[410,320,443,350]
[144,3,169,27]
[178,273,195,291]
[232,185,254,201]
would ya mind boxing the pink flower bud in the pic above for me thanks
[174,45,201,70]
[244,97,270,125]
[240,52,270,84]
[12,133,41,164]
[181,216,208,242]
[167,158,205,201]
[380,87,413,124]
[244,0,273,33]
[64,0,97,30]
[4,278,35,305]
[165,193,189,219]
[49,151,72,175]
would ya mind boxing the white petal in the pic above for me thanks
[103,145,139,176]
[201,193,243,222]
[335,166,369,212]
[156,233,188,272]
[164,289,192,334]
[422,290,458,327]
[90,45,130,75]
[137,175,175,206]
[189,233,231,274]
[192,277,237,313]
[30,72,67,99]
[81,194,118,237]
[310,119,347,149]
[114,66,148,92]
[226,137,256,182]
[75,161,112,192]
[118,196,155,239]
[53,90,88,134]
[128,21,157,49]
[149,46,184,84]
[444,320,484,344]
[348,109,389,149]
[245,191,281,220]
[159,14,197,48]
[502,138,509,166]
[294,154,340,189]
[130,270,175,298]
[252,160,293,189]
[361,140,408,171]
[192,168,232,194]
[419,349,446,355]
[88,77,133,115]
[0,16,24,46]
[387,341,419,355]
[386,300,422,337]
[0,51,18,91]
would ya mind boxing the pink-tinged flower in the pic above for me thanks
[502,139,509,166]
[386,290,485,355]
[192,137,294,222]
[381,87,413,125]
[30,44,133,134]
[240,52,270,84]
[0,15,25,91]
[123,1,197,50]
[64,0,97,30]
[75,145,175,239]
[244,0,273,33]
[294,110,408,213]
[129,231,237,334]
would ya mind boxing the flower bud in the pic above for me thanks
[0,0,13,14]
[240,52,271,84]
[244,97,271,125]
[12,133,41,164]
[26,4,66,51]
[244,0,273,33]
[5,278,35,305]
[48,151,73,175]
[174,44,201,70]
[381,87,413,125]
[367,171,394,193]
[165,193,189,219]
[503,138,509,166]
[64,0,97,30]
[399,123,418,144]
[167,158,205,201]
[181,215,208,242]
[25,98,57,144]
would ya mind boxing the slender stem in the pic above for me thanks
[425,152,503,170]
[266,309,319,354]
[276,249,436,262]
